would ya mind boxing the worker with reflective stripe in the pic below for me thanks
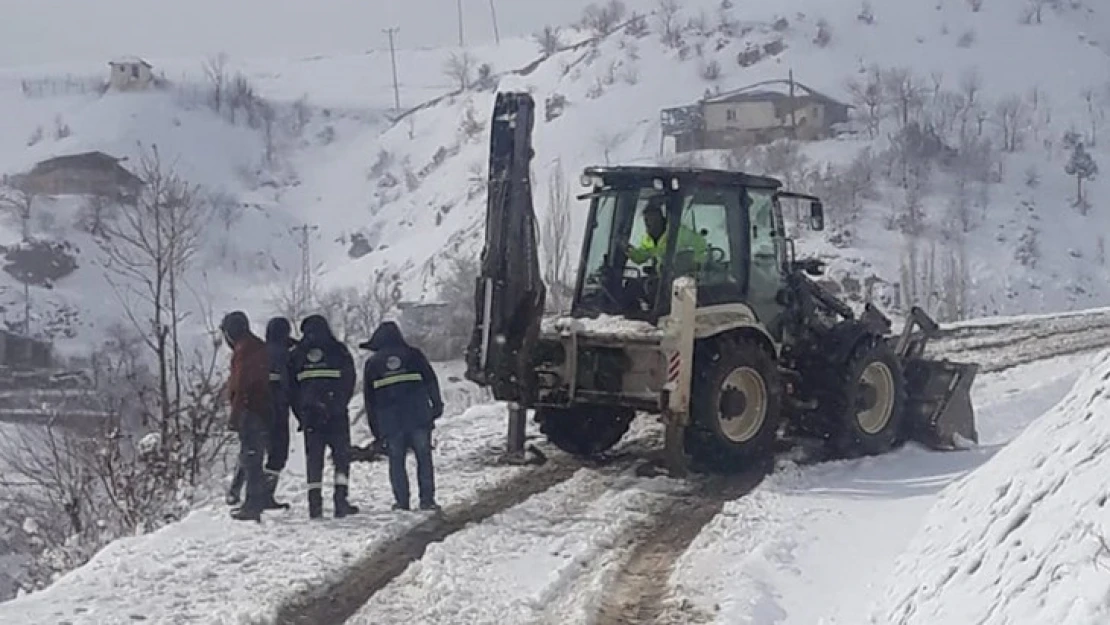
[626,196,708,267]
[288,314,358,519]
[259,316,297,510]
[360,321,444,511]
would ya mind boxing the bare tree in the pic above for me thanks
[995,95,1027,152]
[1065,141,1099,212]
[443,52,477,91]
[967,0,984,11]
[203,53,229,113]
[0,185,34,240]
[882,67,924,130]
[96,144,211,443]
[1082,87,1104,147]
[534,25,563,56]
[541,161,574,312]
[657,0,683,48]
[846,65,884,138]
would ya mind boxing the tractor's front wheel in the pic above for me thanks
[535,405,635,457]
[685,336,783,472]
[823,336,907,457]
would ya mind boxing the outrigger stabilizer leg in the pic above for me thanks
[497,402,546,466]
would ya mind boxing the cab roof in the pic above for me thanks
[581,165,783,190]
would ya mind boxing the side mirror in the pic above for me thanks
[809,200,825,231]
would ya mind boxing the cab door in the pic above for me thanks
[743,187,788,338]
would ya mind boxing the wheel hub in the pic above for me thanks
[856,361,895,435]
[717,367,767,443]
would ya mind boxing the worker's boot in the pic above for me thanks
[334,485,360,518]
[261,472,290,510]
[308,489,323,520]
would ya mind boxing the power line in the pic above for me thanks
[383,27,401,112]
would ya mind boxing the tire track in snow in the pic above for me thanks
[273,460,580,625]
[592,471,768,625]
[273,434,661,625]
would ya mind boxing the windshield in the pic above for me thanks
[575,180,749,319]
[575,185,661,318]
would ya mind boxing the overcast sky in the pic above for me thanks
[0,0,603,66]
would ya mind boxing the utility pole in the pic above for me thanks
[383,26,402,112]
[488,0,500,45]
[457,0,465,47]
[291,224,319,316]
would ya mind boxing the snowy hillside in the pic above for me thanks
[289,0,1110,321]
[873,349,1110,625]
[0,0,1104,351]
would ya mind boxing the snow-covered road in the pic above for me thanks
[1,312,1109,624]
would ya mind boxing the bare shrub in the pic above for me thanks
[535,26,563,57]
[814,19,833,47]
[956,29,976,48]
[699,59,722,81]
[443,52,476,91]
[858,1,876,24]
[967,0,984,11]
[315,269,402,350]
[580,0,627,37]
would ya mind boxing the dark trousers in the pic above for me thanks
[236,414,269,510]
[304,411,352,500]
[266,402,290,475]
[386,428,435,507]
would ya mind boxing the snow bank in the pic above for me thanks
[873,349,1110,625]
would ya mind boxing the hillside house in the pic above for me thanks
[108,56,154,91]
[662,78,851,152]
[10,151,143,200]
[0,330,52,370]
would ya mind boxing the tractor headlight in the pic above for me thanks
[653,178,664,190]
[580,174,592,187]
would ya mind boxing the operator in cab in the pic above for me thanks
[625,196,708,270]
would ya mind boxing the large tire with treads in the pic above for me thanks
[535,405,635,457]
[684,335,783,472]
[821,336,907,457]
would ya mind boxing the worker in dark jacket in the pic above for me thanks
[262,317,297,510]
[220,311,273,522]
[288,314,359,519]
[360,321,444,511]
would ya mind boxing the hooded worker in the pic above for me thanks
[360,321,444,512]
[261,316,297,510]
[220,310,273,522]
[288,314,358,519]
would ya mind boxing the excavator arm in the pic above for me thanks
[464,92,546,404]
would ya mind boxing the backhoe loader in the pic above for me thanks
[465,91,978,476]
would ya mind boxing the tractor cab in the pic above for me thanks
[572,166,824,337]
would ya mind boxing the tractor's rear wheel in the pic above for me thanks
[685,336,782,472]
[535,405,635,457]
[823,336,907,457]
